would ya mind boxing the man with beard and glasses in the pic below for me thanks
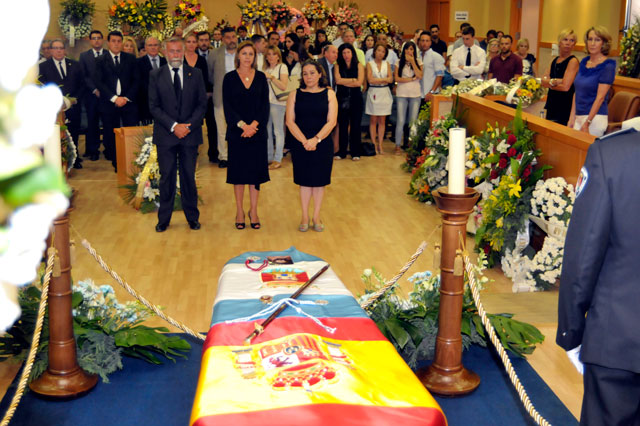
[148,36,207,233]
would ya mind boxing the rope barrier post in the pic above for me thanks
[418,187,481,396]
[29,203,98,398]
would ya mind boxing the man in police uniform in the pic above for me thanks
[557,127,640,425]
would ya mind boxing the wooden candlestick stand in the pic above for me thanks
[29,203,98,398]
[418,187,481,396]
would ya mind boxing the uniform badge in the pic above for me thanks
[575,167,588,198]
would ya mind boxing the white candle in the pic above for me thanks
[448,127,466,195]
[44,124,61,169]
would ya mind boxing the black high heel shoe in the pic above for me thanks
[235,213,245,230]
[248,212,261,230]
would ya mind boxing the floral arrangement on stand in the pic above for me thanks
[302,0,331,25]
[271,1,293,27]
[329,2,362,35]
[213,18,231,30]
[402,102,431,172]
[363,12,390,35]
[501,178,575,292]
[0,278,191,382]
[238,0,273,34]
[408,113,459,203]
[357,254,544,369]
[108,0,174,39]
[619,19,640,77]
[505,75,547,108]
[1,1,70,331]
[173,0,205,24]
[473,105,549,267]
[58,0,95,47]
[122,136,200,213]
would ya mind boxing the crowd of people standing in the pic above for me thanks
[37,19,618,232]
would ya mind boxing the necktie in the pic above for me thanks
[173,67,182,107]
[58,61,66,79]
[152,58,157,69]
[465,48,471,66]
[114,55,120,67]
[94,50,100,58]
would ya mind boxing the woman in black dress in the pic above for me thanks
[286,60,338,232]
[542,29,579,125]
[223,41,270,229]
[334,43,365,160]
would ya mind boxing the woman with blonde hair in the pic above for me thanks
[122,36,138,56]
[542,29,580,125]
[263,45,289,169]
[483,38,499,79]
[222,41,270,229]
[568,26,616,136]
[515,38,536,75]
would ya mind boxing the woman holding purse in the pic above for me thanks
[263,45,289,169]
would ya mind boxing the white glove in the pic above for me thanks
[566,345,584,375]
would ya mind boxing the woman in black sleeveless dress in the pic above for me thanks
[286,60,338,232]
[542,30,580,125]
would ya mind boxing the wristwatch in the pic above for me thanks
[316,136,322,143]
[237,120,246,128]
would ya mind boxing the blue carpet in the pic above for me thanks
[1,337,577,425]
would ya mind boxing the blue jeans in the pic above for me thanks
[395,97,421,147]
[267,103,286,163]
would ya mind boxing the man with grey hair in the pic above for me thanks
[137,36,167,124]
[149,36,207,232]
[342,29,366,65]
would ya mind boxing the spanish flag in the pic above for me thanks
[190,249,446,426]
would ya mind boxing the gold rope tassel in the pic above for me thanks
[453,250,463,276]
[0,250,56,426]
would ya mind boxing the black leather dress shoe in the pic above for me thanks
[89,153,99,161]
[218,160,228,168]
[188,220,201,230]
[155,224,168,232]
[73,162,83,169]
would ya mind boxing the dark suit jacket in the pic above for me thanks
[148,64,207,147]
[557,128,640,373]
[39,57,84,99]
[95,51,139,106]
[318,57,336,91]
[79,48,105,94]
[136,55,167,121]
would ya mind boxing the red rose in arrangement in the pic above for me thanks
[507,147,517,157]
[507,133,517,145]
[517,153,523,160]
[498,157,508,169]
[523,165,532,178]
[490,169,499,180]
[483,245,490,255]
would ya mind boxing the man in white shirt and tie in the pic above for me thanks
[79,30,106,160]
[449,26,485,82]
[39,39,85,168]
[197,31,211,58]
[212,29,223,49]
[136,36,167,124]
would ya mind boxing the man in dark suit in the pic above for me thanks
[196,30,218,163]
[149,36,207,232]
[95,30,139,171]
[39,38,85,169]
[79,30,106,161]
[557,127,640,425]
[318,44,339,151]
[136,36,166,125]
